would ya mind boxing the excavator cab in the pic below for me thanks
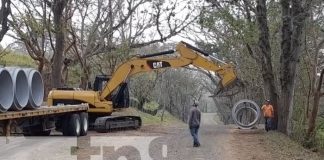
[93,75,110,91]
[92,75,129,108]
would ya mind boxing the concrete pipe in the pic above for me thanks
[232,101,260,129]
[6,67,29,110]
[24,69,44,109]
[231,99,261,129]
[233,106,258,129]
[0,68,14,112]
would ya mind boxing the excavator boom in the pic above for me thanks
[100,41,237,100]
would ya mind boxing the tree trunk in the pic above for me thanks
[256,0,280,129]
[211,98,230,124]
[38,58,45,73]
[51,0,67,88]
[79,63,90,89]
[0,0,10,42]
[42,68,52,100]
[278,0,310,134]
[278,80,296,134]
[306,69,324,140]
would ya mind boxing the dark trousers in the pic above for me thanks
[190,126,200,145]
[264,117,272,131]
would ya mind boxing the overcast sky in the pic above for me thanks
[1,0,203,49]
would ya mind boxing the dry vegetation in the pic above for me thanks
[0,53,36,68]
[231,128,323,160]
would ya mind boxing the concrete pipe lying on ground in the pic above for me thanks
[24,69,44,109]
[233,106,258,129]
[0,68,14,112]
[6,67,29,110]
[231,99,261,129]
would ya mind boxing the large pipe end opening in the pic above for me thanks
[29,70,44,108]
[232,99,261,129]
[14,69,29,109]
[0,68,14,112]
[6,68,29,110]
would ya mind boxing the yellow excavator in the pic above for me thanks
[47,41,237,132]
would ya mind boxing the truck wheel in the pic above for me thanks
[134,119,140,129]
[105,121,110,131]
[63,114,81,136]
[62,116,69,136]
[79,112,88,136]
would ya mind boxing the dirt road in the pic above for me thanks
[201,113,221,125]
[73,113,232,160]
[1,113,322,160]
[0,113,231,160]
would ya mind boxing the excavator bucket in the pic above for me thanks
[213,78,245,97]
[207,62,244,97]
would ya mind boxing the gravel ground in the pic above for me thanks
[74,113,232,160]
[1,113,323,160]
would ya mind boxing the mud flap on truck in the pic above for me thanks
[94,116,141,133]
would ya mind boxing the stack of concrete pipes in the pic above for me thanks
[0,67,44,112]
[231,99,261,129]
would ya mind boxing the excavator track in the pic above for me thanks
[93,116,141,133]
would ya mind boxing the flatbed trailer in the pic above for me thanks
[0,104,89,136]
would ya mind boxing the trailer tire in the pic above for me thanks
[62,116,69,136]
[63,114,81,136]
[134,119,140,129]
[79,112,88,136]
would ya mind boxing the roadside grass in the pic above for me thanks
[143,101,159,111]
[0,53,36,68]
[265,131,322,160]
[316,129,324,149]
[112,107,183,126]
[316,118,324,149]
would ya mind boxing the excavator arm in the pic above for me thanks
[48,41,237,115]
[100,41,237,101]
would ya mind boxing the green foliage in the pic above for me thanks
[143,101,159,111]
[265,132,322,159]
[199,4,259,49]
[66,64,83,87]
[129,72,158,104]
[316,129,324,148]
[316,118,324,148]
[291,92,324,149]
[140,110,179,125]
[0,52,36,67]
[291,95,307,143]
[122,107,181,125]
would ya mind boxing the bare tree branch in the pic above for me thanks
[0,0,11,41]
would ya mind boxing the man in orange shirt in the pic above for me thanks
[261,100,274,132]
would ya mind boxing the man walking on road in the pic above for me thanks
[188,100,201,147]
[261,100,274,132]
